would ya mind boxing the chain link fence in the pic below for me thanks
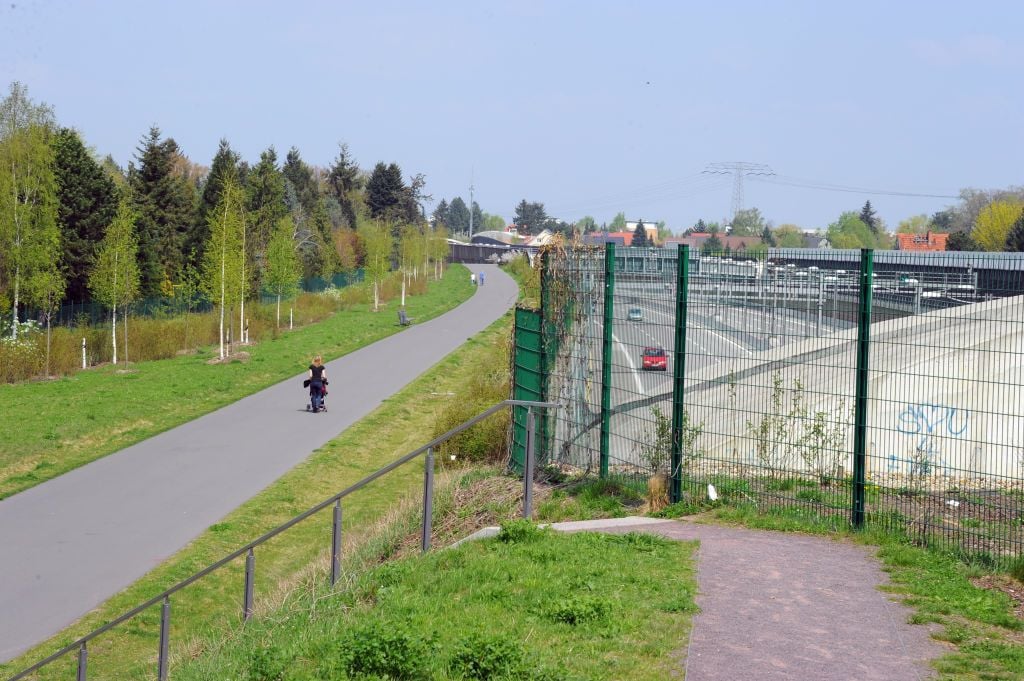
[514,244,1024,562]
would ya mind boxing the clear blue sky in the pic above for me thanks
[2,0,1021,232]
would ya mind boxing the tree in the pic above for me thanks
[632,220,649,247]
[52,127,119,302]
[198,139,242,234]
[89,197,140,365]
[609,212,627,230]
[930,209,956,232]
[202,176,246,359]
[973,200,1023,251]
[576,215,597,233]
[773,224,805,248]
[482,213,506,232]
[702,234,723,254]
[129,126,196,296]
[730,207,766,236]
[357,217,393,311]
[896,214,930,234]
[282,146,318,218]
[326,143,362,229]
[264,216,301,328]
[1005,212,1024,252]
[513,199,548,234]
[946,230,979,251]
[365,162,407,222]
[761,225,776,247]
[447,197,470,234]
[246,146,287,272]
[431,199,449,229]
[827,212,877,249]
[471,201,484,235]
[859,201,879,235]
[0,82,61,340]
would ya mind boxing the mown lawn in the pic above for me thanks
[0,265,471,500]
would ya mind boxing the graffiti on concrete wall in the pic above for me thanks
[890,402,970,475]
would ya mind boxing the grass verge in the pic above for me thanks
[173,518,697,681]
[0,265,471,499]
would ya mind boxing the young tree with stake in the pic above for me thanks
[89,198,140,365]
[264,216,301,328]
[202,176,245,359]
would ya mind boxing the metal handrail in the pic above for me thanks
[8,399,560,681]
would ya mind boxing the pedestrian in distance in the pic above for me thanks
[478,271,485,286]
[471,272,476,286]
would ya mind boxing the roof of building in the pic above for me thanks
[895,232,948,252]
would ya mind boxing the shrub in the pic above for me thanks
[449,633,528,679]
[336,620,430,679]
[547,594,613,625]
[246,643,294,681]
[496,519,548,544]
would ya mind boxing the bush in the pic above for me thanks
[449,633,527,679]
[246,644,294,681]
[546,595,613,625]
[496,519,548,544]
[335,620,431,679]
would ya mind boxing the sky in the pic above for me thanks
[1,0,1022,232]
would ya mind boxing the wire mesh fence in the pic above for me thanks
[518,244,1024,562]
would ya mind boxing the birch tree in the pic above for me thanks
[357,217,393,311]
[89,198,140,365]
[264,216,301,328]
[202,176,245,359]
[0,82,59,340]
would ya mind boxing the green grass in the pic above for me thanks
[0,270,511,681]
[535,477,645,523]
[172,521,698,680]
[0,265,472,499]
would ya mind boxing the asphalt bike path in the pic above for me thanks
[0,265,513,663]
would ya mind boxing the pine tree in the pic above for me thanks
[282,147,318,217]
[632,220,649,247]
[52,127,118,302]
[0,82,61,340]
[432,198,449,229]
[195,139,242,257]
[365,162,407,221]
[761,225,776,247]
[859,200,879,235]
[1005,212,1024,252]
[327,143,362,229]
[447,197,470,234]
[129,126,196,296]
[89,197,140,365]
[246,146,287,272]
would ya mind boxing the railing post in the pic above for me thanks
[331,500,342,586]
[421,448,434,553]
[76,643,87,681]
[600,242,616,479]
[243,548,255,620]
[670,246,690,504]
[524,408,535,519]
[157,597,170,681]
[852,248,874,528]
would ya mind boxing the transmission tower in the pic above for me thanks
[702,162,775,222]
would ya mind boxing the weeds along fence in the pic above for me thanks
[512,243,1024,563]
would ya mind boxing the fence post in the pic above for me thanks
[421,448,434,553]
[157,597,170,680]
[331,500,342,586]
[243,549,255,620]
[82,337,86,369]
[670,246,690,503]
[524,408,535,519]
[600,242,616,479]
[852,248,874,528]
[77,643,87,681]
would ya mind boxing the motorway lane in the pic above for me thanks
[0,265,515,663]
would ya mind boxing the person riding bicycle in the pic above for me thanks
[307,355,327,412]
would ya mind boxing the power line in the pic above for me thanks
[701,162,775,221]
[751,174,959,199]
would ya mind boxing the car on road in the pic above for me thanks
[627,306,643,321]
[641,346,667,371]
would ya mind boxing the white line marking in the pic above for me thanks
[612,332,645,396]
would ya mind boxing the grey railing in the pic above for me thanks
[7,399,560,681]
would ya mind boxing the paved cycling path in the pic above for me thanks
[0,265,513,663]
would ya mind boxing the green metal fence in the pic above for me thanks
[516,245,1024,562]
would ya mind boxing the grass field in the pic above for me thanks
[0,294,515,681]
[0,265,471,500]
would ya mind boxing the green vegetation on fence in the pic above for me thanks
[173,521,698,681]
[0,265,470,499]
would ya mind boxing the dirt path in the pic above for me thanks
[551,517,945,680]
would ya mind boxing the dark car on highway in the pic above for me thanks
[641,346,667,371]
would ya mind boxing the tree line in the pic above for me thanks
[0,82,449,359]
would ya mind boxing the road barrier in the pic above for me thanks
[7,399,560,681]
[515,244,1024,562]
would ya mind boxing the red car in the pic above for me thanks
[641,346,668,371]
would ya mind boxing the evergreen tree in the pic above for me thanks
[859,200,879,235]
[246,146,287,270]
[327,143,362,228]
[282,146,318,217]
[198,138,242,230]
[365,162,407,221]
[447,197,470,234]
[632,220,649,247]
[471,201,484,234]
[1005,212,1024,252]
[432,198,449,228]
[129,126,196,296]
[0,82,61,339]
[52,127,118,302]
[89,197,140,365]
[513,199,548,234]
[946,230,979,251]
[761,225,776,247]
[702,234,723,254]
